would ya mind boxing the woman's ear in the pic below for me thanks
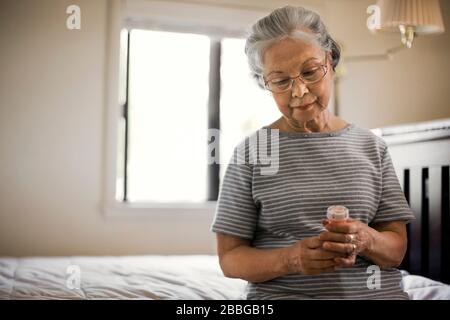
[327,51,334,68]
[324,52,332,75]
[327,51,333,61]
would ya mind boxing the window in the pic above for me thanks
[112,5,280,206]
[117,29,210,203]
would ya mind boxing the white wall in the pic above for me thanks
[0,0,217,256]
[0,0,449,256]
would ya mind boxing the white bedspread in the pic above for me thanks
[0,255,448,300]
[0,255,246,300]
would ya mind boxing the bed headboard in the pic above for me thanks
[374,118,450,283]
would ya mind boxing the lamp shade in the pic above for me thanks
[376,0,445,34]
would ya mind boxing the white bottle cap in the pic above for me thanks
[327,205,349,221]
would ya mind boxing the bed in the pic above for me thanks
[0,255,246,300]
[377,118,450,284]
[0,255,449,300]
[1,119,449,300]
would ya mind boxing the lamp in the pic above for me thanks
[344,0,446,63]
[374,0,445,48]
[333,0,446,116]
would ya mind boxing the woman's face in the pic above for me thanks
[262,36,334,125]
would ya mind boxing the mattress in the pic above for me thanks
[0,255,448,300]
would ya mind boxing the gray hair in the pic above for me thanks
[245,5,341,88]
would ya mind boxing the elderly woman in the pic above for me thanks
[211,6,415,299]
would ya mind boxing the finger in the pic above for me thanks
[319,231,351,243]
[322,241,355,254]
[306,237,323,249]
[308,259,336,269]
[309,248,347,260]
[308,258,336,269]
[335,258,356,267]
[334,256,356,267]
[325,221,358,234]
[321,219,329,226]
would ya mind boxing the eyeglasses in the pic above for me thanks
[263,55,329,93]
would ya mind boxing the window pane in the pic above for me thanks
[127,29,210,202]
[220,38,280,180]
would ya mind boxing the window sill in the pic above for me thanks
[102,200,217,220]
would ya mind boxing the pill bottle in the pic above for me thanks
[326,205,349,222]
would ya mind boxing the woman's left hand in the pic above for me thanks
[318,218,373,267]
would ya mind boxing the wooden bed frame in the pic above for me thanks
[376,118,450,283]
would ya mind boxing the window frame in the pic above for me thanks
[103,0,268,218]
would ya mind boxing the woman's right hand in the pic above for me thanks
[285,236,345,275]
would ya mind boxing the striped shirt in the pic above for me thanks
[211,123,415,300]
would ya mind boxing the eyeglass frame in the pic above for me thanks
[263,54,329,93]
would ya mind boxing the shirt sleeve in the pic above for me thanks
[371,145,416,224]
[210,150,259,240]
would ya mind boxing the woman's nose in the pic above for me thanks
[291,78,309,98]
